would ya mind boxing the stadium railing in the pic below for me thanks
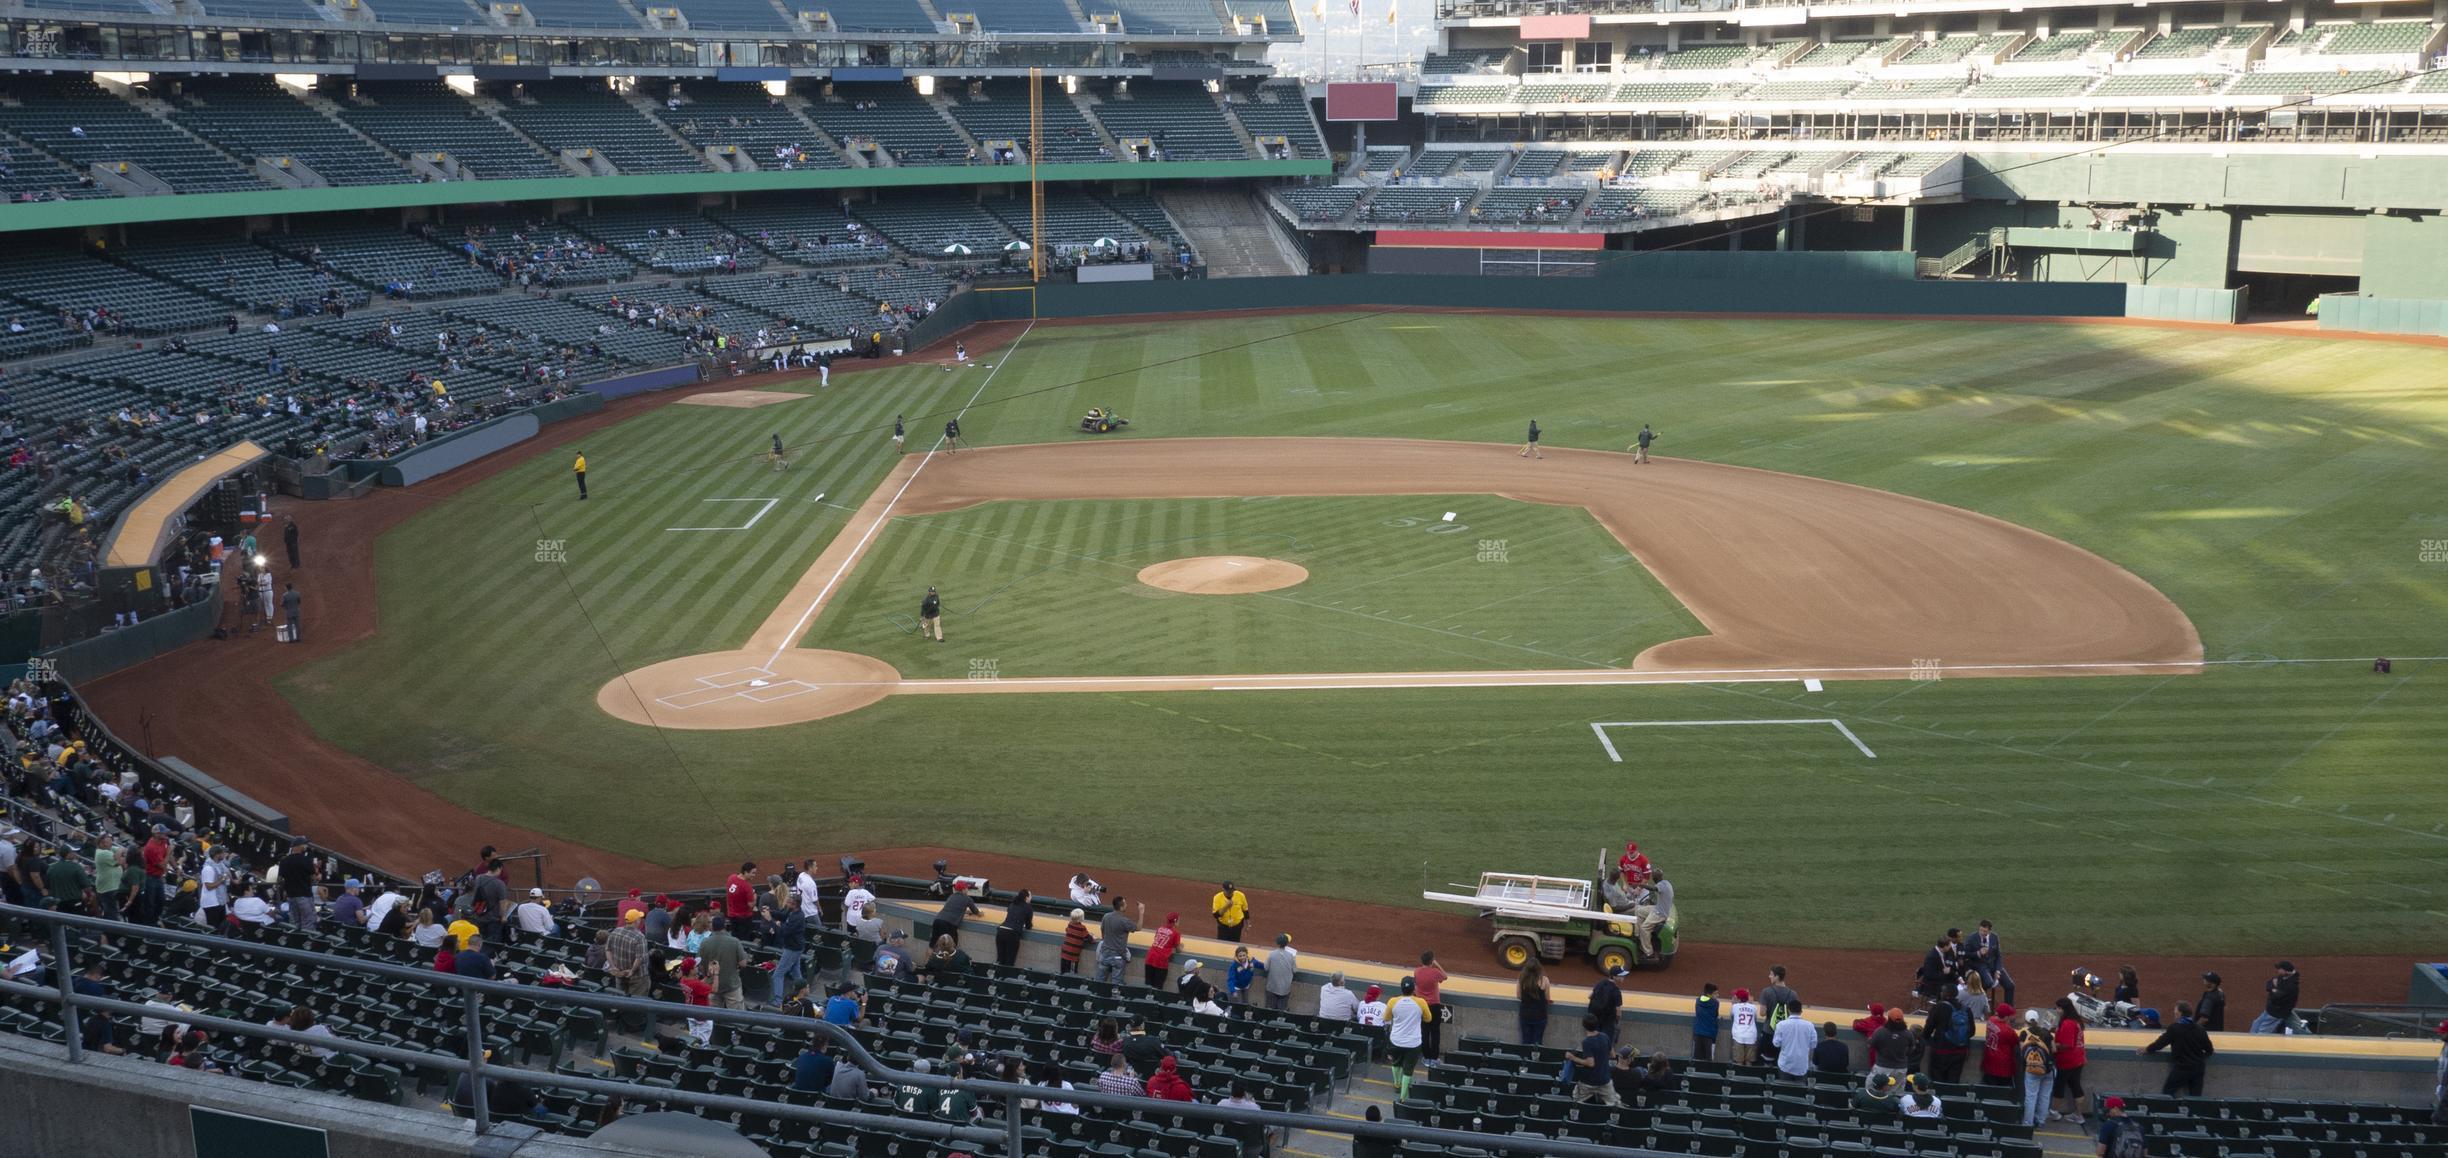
[0,902,1675,1157]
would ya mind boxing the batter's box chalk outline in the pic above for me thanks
[652,664,823,710]
[1590,718,1877,761]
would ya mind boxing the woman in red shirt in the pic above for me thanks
[1979,1005,2018,1088]
[2050,997,2089,1125]
[1144,913,1182,989]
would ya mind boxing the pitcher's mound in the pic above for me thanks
[1136,556,1309,595]
[598,649,901,729]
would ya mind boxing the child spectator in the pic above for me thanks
[1225,946,1258,1004]
[1728,988,1762,1065]
[1059,908,1090,975]
[1692,982,1722,1060]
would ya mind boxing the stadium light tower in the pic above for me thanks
[1030,67,1045,285]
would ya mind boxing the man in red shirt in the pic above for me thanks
[725,862,758,922]
[138,828,172,925]
[1414,950,1450,1061]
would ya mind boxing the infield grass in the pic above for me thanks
[280,312,2448,954]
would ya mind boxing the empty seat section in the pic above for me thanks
[260,225,504,298]
[809,83,971,164]
[1101,0,1224,34]
[969,0,1081,32]
[946,80,1107,163]
[566,210,764,274]
[1471,187,1585,224]
[1227,81,1326,158]
[819,0,937,32]
[1276,184,1361,221]
[495,80,706,175]
[852,193,1017,253]
[1085,81,1243,160]
[648,83,846,169]
[337,82,566,180]
[664,0,795,31]
[167,77,408,187]
[0,76,264,194]
[1361,186,1469,223]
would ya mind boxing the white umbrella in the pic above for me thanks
[942,243,973,255]
[1004,240,1031,252]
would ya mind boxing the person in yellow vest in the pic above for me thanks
[573,451,588,500]
[1210,882,1249,942]
[431,379,448,400]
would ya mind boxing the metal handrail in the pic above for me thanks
[3,903,1668,1156]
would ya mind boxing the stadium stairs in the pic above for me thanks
[1158,187,1306,276]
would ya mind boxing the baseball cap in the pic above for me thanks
[886,929,906,941]
[343,878,362,888]
[2102,1096,2126,1112]
[1181,960,1202,973]
[2024,1009,2042,1024]
[2275,960,2296,971]
[528,887,544,897]
[1732,988,1750,1001]
[1885,1008,1903,1023]
[2202,971,2221,984]
[2435,1019,2448,1039]
[1608,965,1630,978]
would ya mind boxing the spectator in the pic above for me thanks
[1852,1072,1901,1114]
[2137,1000,2215,1096]
[792,1041,837,1092]
[924,933,972,979]
[511,889,557,940]
[604,911,651,1030]
[138,826,172,923]
[362,881,405,934]
[1588,965,1627,1058]
[1959,974,1994,1025]
[194,847,230,930]
[448,911,480,952]
[1058,909,1090,975]
[823,984,864,1027]
[1980,1004,2019,1088]
[1811,1022,1850,1076]
[870,929,915,979]
[765,900,806,1008]
[1120,1015,1167,1077]
[2053,996,2091,1125]
[470,861,510,944]
[1088,1018,1124,1059]
[995,889,1032,969]
[454,934,496,981]
[328,879,365,927]
[1317,970,1359,1022]
[841,875,875,930]
[701,916,746,1010]
[2198,972,2227,1032]
[829,1050,870,1101]
[1094,897,1140,985]
[2095,1096,2146,1158]
[1567,1015,1618,1106]
[1759,965,1800,1024]
[1143,912,1181,988]
[724,862,758,925]
[2251,962,2301,1035]
[1067,873,1102,909]
[1148,1055,1195,1102]
[1357,984,1387,1032]
[674,960,714,1048]
[1771,1004,1817,1081]
[2018,1009,2057,1128]
[89,840,124,925]
[1727,987,1761,1065]
[1515,961,1550,1045]
[1179,960,1216,1008]
[1692,982,1721,1060]
[1924,990,1972,1083]
[80,1008,128,1056]
[1094,1051,1143,1097]
[1414,951,1449,1060]
[228,881,276,931]
[930,882,977,947]
[1224,946,1256,1004]
[1384,977,1432,1099]
[1900,1073,1944,1120]
[1868,1007,1915,1085]
[269,1005,336,1059]
[793,860,822,921]
[1263,934,1298,1011]
[2431,1020,2448,1125]
[1215,1081,1257,1112]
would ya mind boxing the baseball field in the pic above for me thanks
[270,310,2447,957]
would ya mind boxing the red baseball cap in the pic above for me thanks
[2103,1096,2126,1112]
[2435,1019,2448,1038]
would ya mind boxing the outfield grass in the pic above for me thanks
[802,495,1700,677]
[280,313,2448,953]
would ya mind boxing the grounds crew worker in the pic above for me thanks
[1211,882,1249,942]
[920,586,943,642]
[573,451,588,500]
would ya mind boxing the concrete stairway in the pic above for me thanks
[1158,187,1308,277]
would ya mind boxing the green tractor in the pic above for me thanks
[1423,850,1676,973]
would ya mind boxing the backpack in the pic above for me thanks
[1942,1005,1972,1048]
[2020,1037,2053,1076]
[2105,1119,2145,1158]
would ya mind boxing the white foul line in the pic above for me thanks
[668,497,780,532]
[1591,718,1877,760]
[761,321,1036,668]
